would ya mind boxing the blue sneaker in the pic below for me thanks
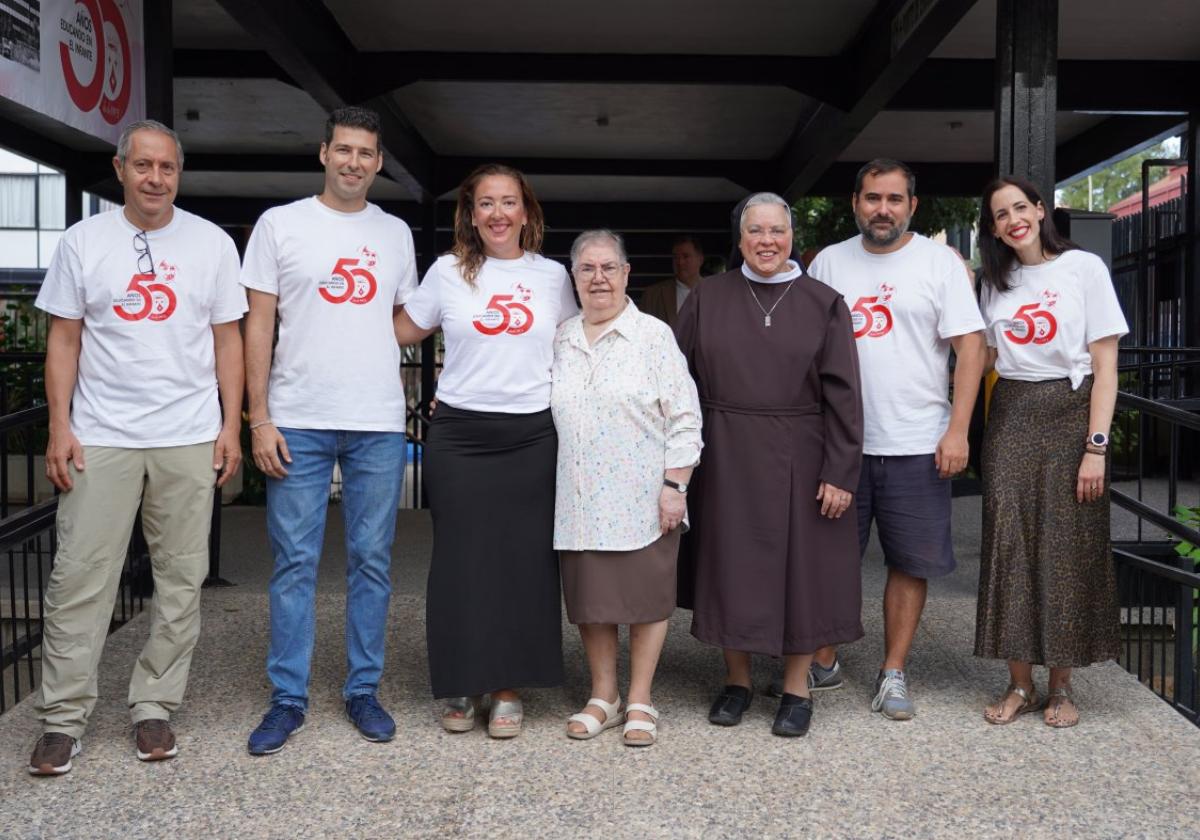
[871,669,916,720]
[247,704,305,755]
[346,694,396,742]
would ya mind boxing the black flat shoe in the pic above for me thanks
[772,693,813,737]
[708,685,753,726]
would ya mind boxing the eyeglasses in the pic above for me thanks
[133,230,156,277]
[573,263,625,281]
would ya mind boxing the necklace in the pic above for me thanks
[743,277,796,327]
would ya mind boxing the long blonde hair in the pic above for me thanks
[451,164,546,286]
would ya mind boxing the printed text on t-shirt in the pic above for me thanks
[1003,290,1059,345]
[112,261,178,322]
[319,246,378,305]
[472,282,535,336]
[850,283,895,338]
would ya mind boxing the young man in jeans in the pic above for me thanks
[241,106,418,753]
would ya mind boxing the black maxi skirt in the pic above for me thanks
[424,403,563,698]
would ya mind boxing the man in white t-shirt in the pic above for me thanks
[28,121,246,775]
[803,159,987,720]
[242,107,418,755]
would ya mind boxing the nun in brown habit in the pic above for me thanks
[674,192,864,737]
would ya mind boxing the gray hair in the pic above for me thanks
[116,120,184,167]
[569,229,628,267]
[739,192,792,230]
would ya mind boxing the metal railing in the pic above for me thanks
[1110,366,1200,724]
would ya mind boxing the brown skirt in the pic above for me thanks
[975,376,1119,667]
[561,529,681,625]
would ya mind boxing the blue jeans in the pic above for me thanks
[265,428,406,711]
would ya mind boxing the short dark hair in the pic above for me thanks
[854,158,916,199]
[324,106,383,148]
[671,234,704,255]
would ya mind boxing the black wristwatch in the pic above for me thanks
[663,478,689,494]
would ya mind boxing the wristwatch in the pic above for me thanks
[663,478,689,494]
[1088,432,1109,448]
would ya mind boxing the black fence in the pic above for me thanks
[1110,361,1200,725]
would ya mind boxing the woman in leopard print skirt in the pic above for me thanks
[974,177,1129,728]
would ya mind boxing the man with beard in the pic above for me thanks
[801,159,986,720]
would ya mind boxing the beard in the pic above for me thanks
[856,214,909,247]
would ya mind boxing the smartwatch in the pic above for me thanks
[663,478,689,494]
[1088,432,1109,448]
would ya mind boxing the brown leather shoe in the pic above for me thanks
[28,732,81,775]
[134,719,179,761]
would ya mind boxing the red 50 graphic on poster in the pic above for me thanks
[59,0,133,126]
[472,284,534,336]
[319,248,378,305]
[850,295,893,338]
[1003,299,1058,345]
[112,272,178,322]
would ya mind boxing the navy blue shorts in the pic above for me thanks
[856,453,955,579]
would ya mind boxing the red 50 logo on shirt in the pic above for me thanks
[850,283,895,338]
[473,283,534,336]
[1003,290,1058,345]
[319,246,378,305]
[112,264,178,322]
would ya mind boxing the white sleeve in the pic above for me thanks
[239,213,280,295]
[936,251,986,339]
[1082,255,1130,344]
[211,233,249,324]
[807,251,828,283]
[404,261,444,330]
[650,322,703,469]
[392,224,418,306]
[557,264,579,324]
[979,284,998,348]
[35,233,85,319]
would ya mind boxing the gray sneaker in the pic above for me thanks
[765,657,844,697]
[871,669,915,720]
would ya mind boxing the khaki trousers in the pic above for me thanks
[36,443,215,738]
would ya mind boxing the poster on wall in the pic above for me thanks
[0,0,145,145]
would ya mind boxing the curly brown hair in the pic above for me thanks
[451,164,546,286]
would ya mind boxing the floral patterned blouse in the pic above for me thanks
[551,300,703,551]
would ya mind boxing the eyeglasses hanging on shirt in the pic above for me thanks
[133,230,156,277]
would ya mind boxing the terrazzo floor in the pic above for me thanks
[1,500,1198,839]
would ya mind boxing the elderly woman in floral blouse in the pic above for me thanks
[551,229,703,747]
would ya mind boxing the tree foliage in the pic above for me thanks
[792,195,980,252]
[1056,138,1181,212]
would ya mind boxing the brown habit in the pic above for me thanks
[675,269,865,656]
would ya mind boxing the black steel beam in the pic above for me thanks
[890,59,1200,113]
[1056,115,1186,185]
[350,52,851,106]
[174,49,297,87]
[809,161,995,197]
[994,0,1058,204]
[0,118,115,194]
[145,0,173,125]
[211,0,434,198]
[436,157,769,194]
[776,0,981,201]
[185,154,322,174]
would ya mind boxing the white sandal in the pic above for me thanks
[622,703,659,747]
[566,696,624,740]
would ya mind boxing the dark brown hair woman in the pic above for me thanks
[974,176,1129,728]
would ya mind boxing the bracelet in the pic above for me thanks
[1084,445,1107,456]
[249,419,274,430]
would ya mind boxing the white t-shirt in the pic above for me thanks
[405,253,578,412]
[981,249,1129,389]
[810,233,985,455]
[240,197,418,431]
[35,207,246,448]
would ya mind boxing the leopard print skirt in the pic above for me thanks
[974,376,1119,667]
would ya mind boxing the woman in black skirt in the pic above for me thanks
[394,164,578,737]
[975,176,1129,728]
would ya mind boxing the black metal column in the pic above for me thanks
[1187,112,1200,347]
[993,0,1059,205]
[144,0,174,126]
[63,174,83,229]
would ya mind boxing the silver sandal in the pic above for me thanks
[441,695,484,733]
[488,697,523,739]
